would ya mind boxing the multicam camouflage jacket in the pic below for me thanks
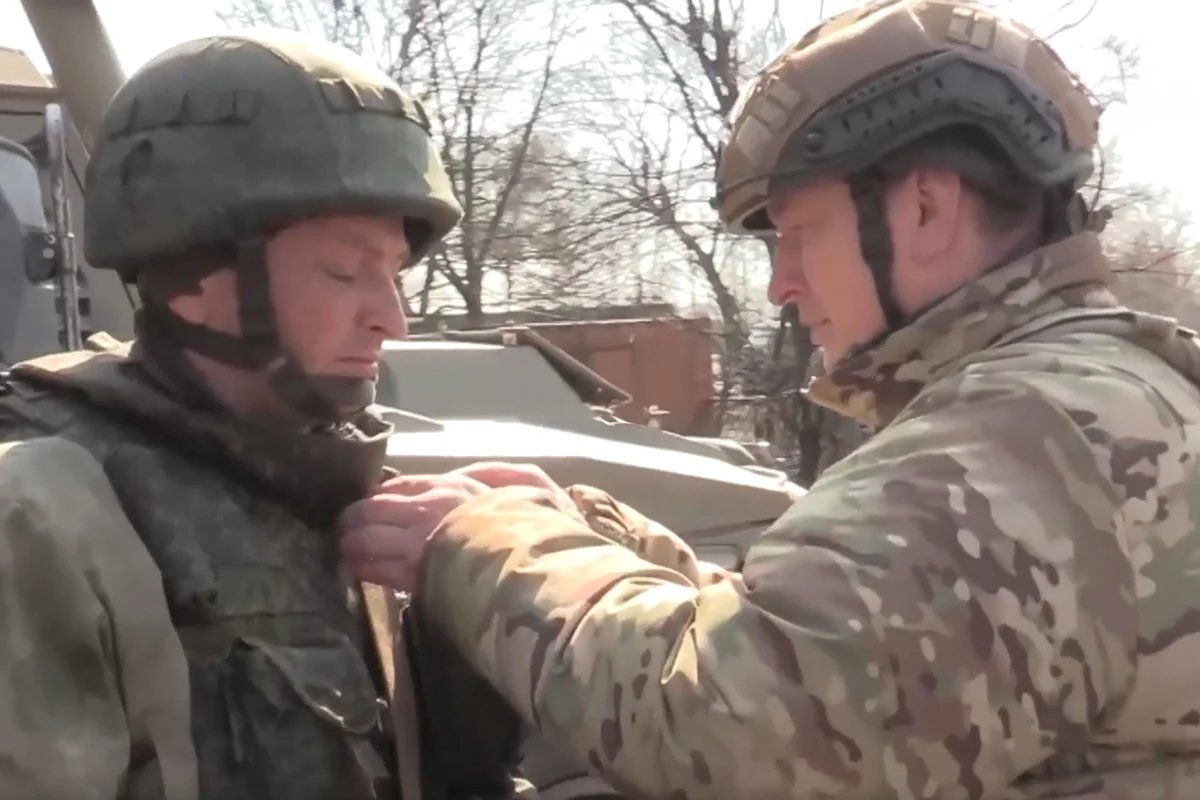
[415,230,1200,800]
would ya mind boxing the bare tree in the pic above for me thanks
[1103,190,1200,327]
[219,0,619,324]
[484,133,668,308]
[1056,25,1200,325]
[576,0,790,351]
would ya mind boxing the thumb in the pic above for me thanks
[454,462,557,490]
[376,473,490,497]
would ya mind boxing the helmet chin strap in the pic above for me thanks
[139,237,377,424]
[847,169,905,332]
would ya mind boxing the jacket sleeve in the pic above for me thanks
[0,438,195,800]
[418,368,1144,800]
[564,483,719,585]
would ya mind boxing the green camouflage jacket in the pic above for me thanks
[416,231,1200,799]
[0,341,408,800]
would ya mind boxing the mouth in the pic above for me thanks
[792,307,829,333]
[335,356,380,379]
[779,298,830,341]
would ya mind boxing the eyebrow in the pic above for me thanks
[770,195,829,230]
[767,198,805,227]
[328,230,411,266]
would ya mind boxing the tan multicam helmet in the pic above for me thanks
[714,0,1101,235]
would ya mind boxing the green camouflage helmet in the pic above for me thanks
[83,30,462,278]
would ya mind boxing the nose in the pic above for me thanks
[767,266,788,307]
[365,282,408,341]
[768,253,807,308]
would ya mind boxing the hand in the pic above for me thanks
[338,473,489,590]
[450,461,576,514]
[449,461,564,494]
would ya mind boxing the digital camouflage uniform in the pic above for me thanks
[0,31,532,800]
[410,2,1200,798]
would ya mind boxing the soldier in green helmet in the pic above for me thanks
[0,31,531,800]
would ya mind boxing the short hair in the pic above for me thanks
[134,243,236,304]
[874,125,1049,239]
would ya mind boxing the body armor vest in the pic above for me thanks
[0,352,400,799]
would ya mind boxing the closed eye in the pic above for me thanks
[324,267,356,283]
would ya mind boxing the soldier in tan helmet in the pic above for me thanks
[339,1,1200,798]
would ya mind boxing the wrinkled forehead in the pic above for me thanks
[273,213,413,262]
[764,177,847,220]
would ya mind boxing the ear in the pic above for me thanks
[909,168,963,260]
[166,269,235,328]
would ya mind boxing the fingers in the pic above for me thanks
[341,462,566,595]
[342,486,472,530]
[338,513,427,592]
[375,463,560,497]
[452,461,559,490]
[340,522,426,561]
[376,473,491,497]
[338,484,480,593]
[372,465,561,508]
[349,557,419,591]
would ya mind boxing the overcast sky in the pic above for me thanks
[3,0,1197,229]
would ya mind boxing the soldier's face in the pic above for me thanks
[766,170,970,368]
[767,179,886,368]
[265,214,410,381]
